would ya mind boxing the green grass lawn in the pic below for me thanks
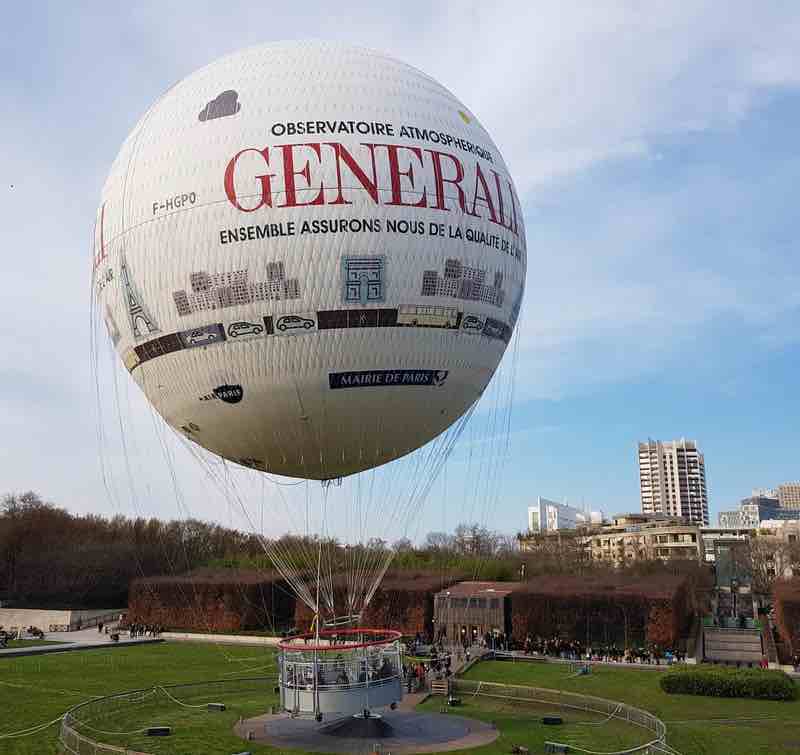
[62,678,282,755]
[465,660,800,755]
[3,644,797,754]
[416,695,650,754]
[3,639,67,649]
[0,642,280,755]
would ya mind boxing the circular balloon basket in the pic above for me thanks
[278,628,403,720]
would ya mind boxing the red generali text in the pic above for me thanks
[223,141,523,245]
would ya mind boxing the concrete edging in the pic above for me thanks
[162,631,281,646]
[488,651,675,672]
[0,638,161,659]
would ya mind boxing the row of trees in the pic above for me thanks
[1,492,521,607]
[0,492,264,607]
[4,490,797,609]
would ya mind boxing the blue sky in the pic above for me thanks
[1,2,799,539]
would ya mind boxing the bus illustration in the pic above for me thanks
[397,304,461,329]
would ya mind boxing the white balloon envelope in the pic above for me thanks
[93,41,526,479]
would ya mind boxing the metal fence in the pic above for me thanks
[60,673,676,755]
[59,676,272,755]
[451,678,675,755]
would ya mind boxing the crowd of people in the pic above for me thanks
[125,622,163,638]
[476,631,511,651]
[284,652,399,690]
[403,644,453,693]
[521,634,685,665]
[0,625,46,647]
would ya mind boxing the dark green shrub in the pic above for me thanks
[660,665,797,701]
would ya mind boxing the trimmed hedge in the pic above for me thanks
[510,574,691,648]
[774,579,800,657]
[660,665,797,701]
[128,569,294,632]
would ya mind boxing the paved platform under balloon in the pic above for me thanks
[234,709,499,753]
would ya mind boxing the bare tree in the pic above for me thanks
[494,534,519,556]
[454,523,498,556]
[423,531,455,552]
[747,537,795,595]
[392,537,414,553]
[519,529,592,574]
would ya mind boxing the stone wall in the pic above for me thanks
[0,607,122,630]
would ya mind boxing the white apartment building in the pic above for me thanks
[638,439,709,525]
[519,513,703,564]
[527,497,603,533]
[590,514,702,564]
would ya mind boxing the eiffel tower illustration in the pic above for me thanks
[120,254,159,339]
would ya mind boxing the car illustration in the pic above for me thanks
[482,318,505,339]
[228,321,264,338]
[462,314,484,331]
[185,328,221,346]
[276,315,315,332]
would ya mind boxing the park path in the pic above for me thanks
[0,627,161,658]
[397,645,490,711]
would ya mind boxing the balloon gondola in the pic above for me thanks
[278,628,403,719]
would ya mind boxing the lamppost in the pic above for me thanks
[731,577,739,620]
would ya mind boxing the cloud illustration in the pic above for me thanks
[198,90,241,122]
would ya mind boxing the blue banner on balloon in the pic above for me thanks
[329,369,449,389]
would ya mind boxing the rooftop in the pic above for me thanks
[435,581,523,598]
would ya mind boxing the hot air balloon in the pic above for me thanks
[92,41,526,720]
[93,40,526,482]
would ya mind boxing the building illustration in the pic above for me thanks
[421,258,505,307]
[173,263,300,316]
[342,256,386,305]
